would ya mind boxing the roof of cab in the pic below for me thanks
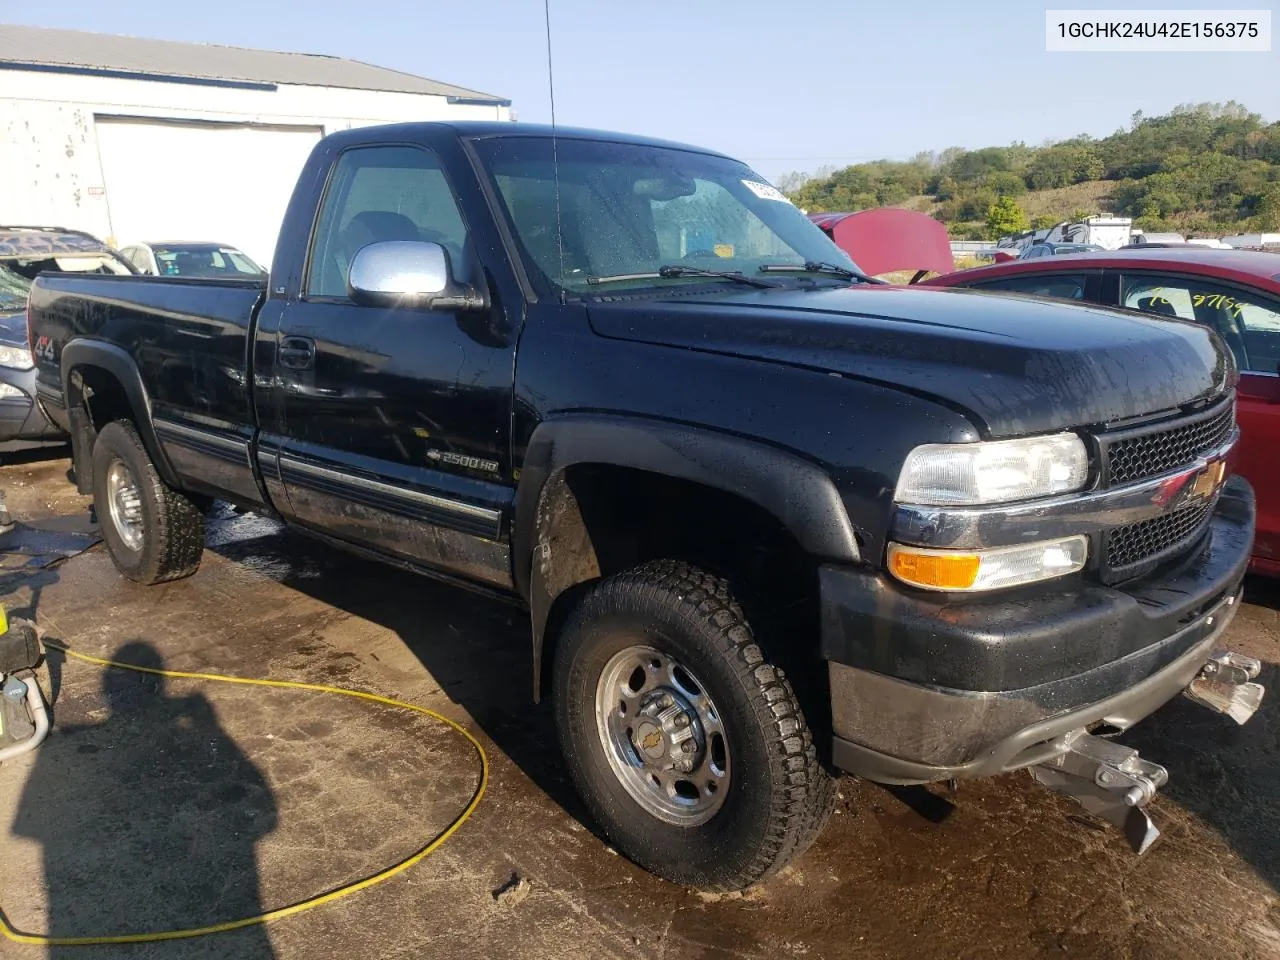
[328,121,738,160]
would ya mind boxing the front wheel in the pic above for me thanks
[92,420,206,584]
[553,560,833,891]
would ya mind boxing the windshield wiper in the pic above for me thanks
[587,265,781,289]
[759,261,886,284]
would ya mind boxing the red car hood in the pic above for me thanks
[808,208,954,278]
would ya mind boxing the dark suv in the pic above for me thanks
[0,227,134,446]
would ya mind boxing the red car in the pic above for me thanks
[923,247,1280,575]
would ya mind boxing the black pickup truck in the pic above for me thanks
[27,122,1265,890]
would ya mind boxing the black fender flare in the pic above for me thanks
[60,339,180,488]
[513,415,861,697]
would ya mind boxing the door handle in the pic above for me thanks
[278,336,316,370]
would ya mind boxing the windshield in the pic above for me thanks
[0,263,31,312]
[154,245,265,278]
[471,136,858,295]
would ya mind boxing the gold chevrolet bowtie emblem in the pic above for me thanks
[641,730,663,752]
[1190,460,1226,501]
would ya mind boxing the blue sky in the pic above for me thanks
[6,1,1277,181]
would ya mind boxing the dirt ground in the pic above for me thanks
[0,450,1276,960]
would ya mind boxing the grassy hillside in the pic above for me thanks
[786,102,1280,240]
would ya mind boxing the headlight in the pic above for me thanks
[0,345,34,370]
[895,433,1088,505]
[887,536,1088,592]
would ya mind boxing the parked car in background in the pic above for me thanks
[0,227,134,447]
[1039,215,1133,250]
[119,241,267,279]
[1019,241,1104,260]
[996,216,1133,259]
[924,246,1280,576]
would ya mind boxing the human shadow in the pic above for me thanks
[7,641,279,958]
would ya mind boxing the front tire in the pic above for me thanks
[553,560,833,891]
[92,420,206,584]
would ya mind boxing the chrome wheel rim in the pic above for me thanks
[594,644,730,825]
[106,460,144,551]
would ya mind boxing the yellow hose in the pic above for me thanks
[1,640,489,947]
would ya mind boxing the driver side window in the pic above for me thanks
[305,145,471,299]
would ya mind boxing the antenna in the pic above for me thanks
[544,0,566,302]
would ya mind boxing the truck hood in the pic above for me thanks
[586,285,1231,437]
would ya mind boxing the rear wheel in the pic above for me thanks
[553,559,834,891]
[92,420,205,584]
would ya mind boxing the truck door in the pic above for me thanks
[258,143,517,589]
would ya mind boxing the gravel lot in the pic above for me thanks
[0,451,1276,960]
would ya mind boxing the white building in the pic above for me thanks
[0,25,511,265]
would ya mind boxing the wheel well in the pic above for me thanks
[66,365,138,493]
[536,464,828,741]
[74,365,134,431]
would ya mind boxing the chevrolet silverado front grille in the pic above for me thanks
[1102,396,1235,486]
[1104,498,1214,575]
[1094,393,1234,582]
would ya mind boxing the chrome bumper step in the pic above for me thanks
[1031,731,1168,854]
[1184,649,1264,724]
[1031,647,1265,855]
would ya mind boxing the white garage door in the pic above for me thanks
[94,117,324,269]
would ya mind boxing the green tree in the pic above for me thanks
[782,102,1274,234]
[1026,148,1075,189]
[986,196,1029,239]
[1256,185,1280,231]
[985,171,1027,197]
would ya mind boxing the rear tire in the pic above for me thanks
[92,420,205,584]
[553,559,834,891]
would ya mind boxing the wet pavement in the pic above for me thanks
[0,451,1276,959]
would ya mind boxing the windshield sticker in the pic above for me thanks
[741,180,793,204]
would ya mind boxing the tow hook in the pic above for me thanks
[1030,731,1168,854]
[1183,650,1265,724]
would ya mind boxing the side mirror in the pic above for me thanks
[347,240,485,311]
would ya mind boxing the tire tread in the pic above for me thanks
[94,420,205,584]
[561,559,833,890]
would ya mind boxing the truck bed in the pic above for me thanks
[29,272,266,505]
[30,272,262,419]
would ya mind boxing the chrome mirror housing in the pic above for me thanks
[347,241,483,310]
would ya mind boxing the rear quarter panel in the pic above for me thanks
[30,274,263,432]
